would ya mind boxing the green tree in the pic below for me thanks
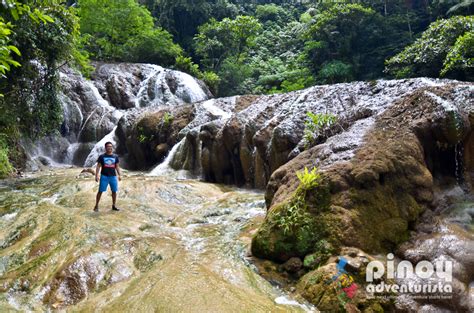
[0,1,83,137]
[0,1,86,172]
[146,0,237,50]
[255,4,290,25]
[385,15,473,80]
[302,3,387,81]
[194,15,262,71]
[0,18,21,81]
[78,0,182,64]
[317,60,353,84]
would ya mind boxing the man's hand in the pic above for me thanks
[118,175,122,181]
[95,163,101,183]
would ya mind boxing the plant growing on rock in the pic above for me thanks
[275,195,312,236]
[162,112,174,127]
[297,166,322,190]
[303,112,337,148]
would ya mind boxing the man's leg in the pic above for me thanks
[110,176,119,211]
[94,192,102,211]
[95,175,107,211]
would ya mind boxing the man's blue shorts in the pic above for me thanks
[99,175,118,192]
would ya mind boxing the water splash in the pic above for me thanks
[148,138,185,176]
[83,126,119,167]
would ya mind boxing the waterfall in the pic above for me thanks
[28,63,212,170]
[146,98,235,177]
[134,64,163,108]
[172,71,209,103]
[83,126,119,167]
[148,138,185,176]
[135,67,209,108]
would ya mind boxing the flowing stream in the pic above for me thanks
[0,168,314,312]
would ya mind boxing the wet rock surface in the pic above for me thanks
[0,169,311,311]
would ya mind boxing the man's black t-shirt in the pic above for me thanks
[98,153,119,176]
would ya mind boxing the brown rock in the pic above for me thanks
[282,257,303,273]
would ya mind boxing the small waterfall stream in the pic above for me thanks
[148,138,186,177]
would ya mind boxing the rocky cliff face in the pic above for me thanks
[250,83,473,312]
[25,63,211,170]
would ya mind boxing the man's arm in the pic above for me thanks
[95,163,101,182]
[116,163,122,181]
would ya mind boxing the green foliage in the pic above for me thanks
[255,4,289,25]
[304,112,337,147]
[276,166,323,236]
[78,0,181,64]
[275,194,314,236]
[138,134,147,143]
[446,0,474,15]
[0,1,81,139]
[217,56,254,96]
[201,70,220,95]
[442,31,474,76]
[0,135,13,178]
[385,15,474,80]
[175,55,201,78]
[162,112,174,127]
[194,15,262,71]
[0,18,21,81]
[297,166,322,190]
[301,3,402,82]
[137,126,149,143]
[317,60,353,84]
[148,0,238,50]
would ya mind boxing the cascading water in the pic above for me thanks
[148,138,186,176]
[425,91,467,185]
[27,64,211,170]
[146,98,235,178]
[83,126,120,167]
[14,66,474,312]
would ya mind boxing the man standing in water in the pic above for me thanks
[94,141,122,212]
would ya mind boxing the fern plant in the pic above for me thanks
[297,166,322,190]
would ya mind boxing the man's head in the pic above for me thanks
[105,142,113,154]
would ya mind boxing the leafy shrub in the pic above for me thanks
[304,112,337,147]
[201,71,220,95]
[317,60,353,84]
[162,112,174,127]
[0,136,13,178]
[175,55,201,78]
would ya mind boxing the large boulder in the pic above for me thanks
[251,83,473,310]
[121,105,195,169]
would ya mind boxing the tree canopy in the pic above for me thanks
[78,0,182,65]
[386,15,474,80]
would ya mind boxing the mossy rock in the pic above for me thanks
[251,184,335,262]
[297,261,390,312]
